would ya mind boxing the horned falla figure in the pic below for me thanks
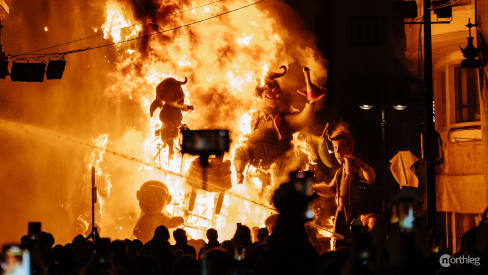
[234,65,326,191]
[149,77,194,158]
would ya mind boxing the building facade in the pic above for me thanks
[404,0,488,253]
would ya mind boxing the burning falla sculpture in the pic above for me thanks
[234,65,326,190]
[185,155,232,215]
[150,77,194,158]
[133,181,184,243]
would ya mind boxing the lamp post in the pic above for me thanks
[458,18,487,209]
[358,103,409,158]
[422,0,438,231]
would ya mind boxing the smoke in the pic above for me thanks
[120,0,191,55]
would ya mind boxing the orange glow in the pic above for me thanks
[97,0,327,241]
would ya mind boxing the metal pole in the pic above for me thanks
[381,105,387,157]
[0,20,4,56]
[91,166,97,238]
[423,0,437,229]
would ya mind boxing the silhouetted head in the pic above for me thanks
[153,225,170,242]
[173,228,188,244]
[40,232,55,249]
[232,224,252,247]
[257,228,269,242]
[72,234,86,245]
[132,239,143,250]
[173,255,199,275]
[265,214,279,234]
[110,240,128,261]
[272,179,317,221]
[206,228,218,243]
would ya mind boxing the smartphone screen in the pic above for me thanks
[1,245,30,275]
[234,247,246,261]
[181,130,230,156]
[291,171,314,197]
[398,204,415,231]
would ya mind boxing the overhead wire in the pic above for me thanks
[0,118,276,212]
[9,0,237,58]
[429,0,463,10]
[10,0,265,61]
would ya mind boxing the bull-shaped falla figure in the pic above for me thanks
[150,77,194,158]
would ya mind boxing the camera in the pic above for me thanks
[181,130,230,156]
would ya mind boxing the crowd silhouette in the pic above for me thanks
[1,178,487,275]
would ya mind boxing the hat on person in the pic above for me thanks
[328,122,354,145]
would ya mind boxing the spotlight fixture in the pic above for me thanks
[0,58,7,79]
[10,62,46,82]
[393,104,408,111]
[359,104,375,110]
[433,0,452,19]
[46,58,66,79]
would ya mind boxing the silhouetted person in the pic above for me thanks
[256,228,269,244]
[261,177,319,275]
[201,249,233,275]
[172,228,196,258]
[141,225,173,275]
[248,227,269,265]
[110,240,130,275]
[198,228,220,260]
[173,255,200,275]
[231,224,252,249]
[47,244,76,275]
[132,255,160,275]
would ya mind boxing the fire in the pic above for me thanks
[91,135,112,217]
[96,0,327,240]
[102,0,141,44]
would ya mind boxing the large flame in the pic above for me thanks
[95,0,327,241]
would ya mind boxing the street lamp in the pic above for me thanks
[359,104,375,110]
[393,104,408,111]
[358,102,409,161]
[459,19,481,69]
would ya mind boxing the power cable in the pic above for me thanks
[0,117,276,212]
[9,0,234,57]
[9,0,265,61]
[429,0,463,10]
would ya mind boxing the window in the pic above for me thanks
[350,16,386,46]
[453,66,479,123]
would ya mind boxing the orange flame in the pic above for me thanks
[97,0,327,241]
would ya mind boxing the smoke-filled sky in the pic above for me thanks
[0,0,327,244]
